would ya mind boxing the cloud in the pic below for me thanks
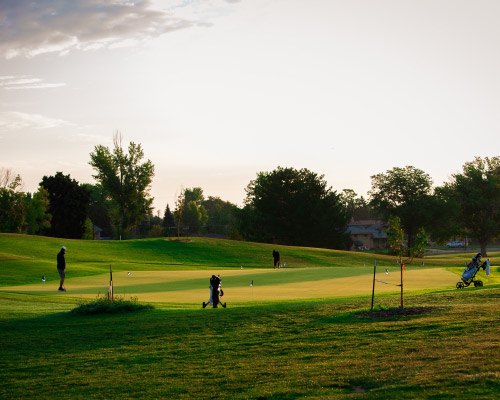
[0,75,66,90]
[0,0,214,59]
[0,111,72,130]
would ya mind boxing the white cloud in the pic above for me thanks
[0,0,224,59]
[0,75,66,90]
[0,112,72,130]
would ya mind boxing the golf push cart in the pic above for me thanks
[456,253,490,289]
[203,274,226,308]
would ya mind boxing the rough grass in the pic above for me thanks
[1,287,499,399]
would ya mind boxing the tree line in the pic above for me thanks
[1,134,499,255]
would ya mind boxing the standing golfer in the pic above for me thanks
[273,250,281,269]
[57,246,66,292]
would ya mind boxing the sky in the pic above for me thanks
[1,0,500,213]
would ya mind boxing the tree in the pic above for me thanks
[340,189,373,221]
[162,204,175,228]
[174,187,208,235]
[89,133,155,238]
[24,187,51,235]
[0,170,51,234]
[426,185,463,245]
[369,166,433,252]
[202,196,237,236]
[0,167,24,191]
[387,215,427,262]
[184,187,204,205]
[81,183,113,237]
[0,188,25,232]
[242,166,350,249]
[82,217,94,240]
[441,156,500,256]
[40,172,91,239]
[182,201,208,234]
[0,169,25,232]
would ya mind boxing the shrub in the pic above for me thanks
[70,295,154,315]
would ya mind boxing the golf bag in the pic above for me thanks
[210,275,225,308]
[456,253,489,289]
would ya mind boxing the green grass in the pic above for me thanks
[1,289,500,399]
[1,233,499,399]
[2,233,497,287]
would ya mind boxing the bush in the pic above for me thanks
[70,295,154,315]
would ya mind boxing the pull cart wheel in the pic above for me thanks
[456,282,465,289]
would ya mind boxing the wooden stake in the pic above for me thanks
[371,260,376,311]
[109,264,113,303]
[400,263,404,309]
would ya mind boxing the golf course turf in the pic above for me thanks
[1,233,499,399]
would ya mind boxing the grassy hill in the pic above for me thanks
[0,233,485,285]
[1,233,499,398]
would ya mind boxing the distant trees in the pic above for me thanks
[340,189,373,221]
[240,166,349,249]
[0,171,25,233]
[89,133,155,238]
[23,187,51,235]
[81,183,113,237]
[0,168,50,234]
[369,166,434,252]
[437,157,500,256]
[4,150,500,253]
[40,172,91,239]
[202,196,238,237]
[174,187,208,235]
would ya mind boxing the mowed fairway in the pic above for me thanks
[2,267,459,303]
[2,234,500,399]
[0,233,480,306]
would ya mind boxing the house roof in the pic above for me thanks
[346,220,387,239]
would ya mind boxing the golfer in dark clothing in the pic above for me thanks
[57,246,66,291]
[273,250,280,269]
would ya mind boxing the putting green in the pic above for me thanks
[1,267,459,303]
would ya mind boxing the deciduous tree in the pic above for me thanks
[0,188,24,232]
[202,196,237,236]
[441,156,500,256]
[89,133,155,238]
[40,172,91,239]
[24,187,51,234]
[174,187,208,235]
[242,166,349,249]
[369,166,433,252]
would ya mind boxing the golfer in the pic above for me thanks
[57,246,66,292]
[273,250,280,269]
